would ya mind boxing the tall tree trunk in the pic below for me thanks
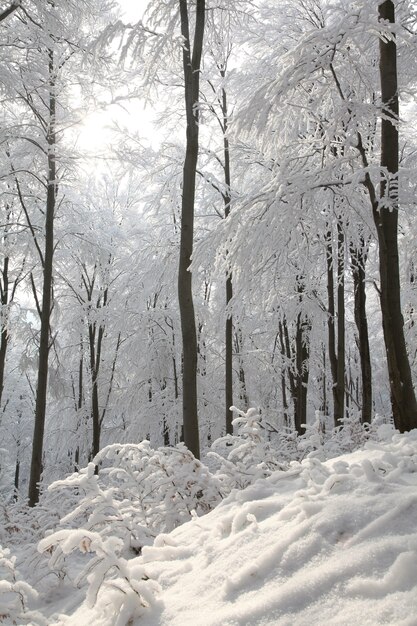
[278,321,290,427]
[177,0,205,459]
[374,1,417,431]
[89,321,104,459]
[335,219,345,425]
[294,278,311,435]
[74,342,83,470]
[351,241,372,424]
[320,342,328,417]
[326,222,345,427]
[220,72,234,435]
[233,328,249,410]
[28,51,56,507]
[0,255,9,409]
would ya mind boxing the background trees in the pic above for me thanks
[0,0,416,502]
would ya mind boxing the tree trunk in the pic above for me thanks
[88,321,103,459]
[351,241,372,424]
[320,342,328,416]
[221,75,234,435]
[294,278,311,435]
[326,227,341,426]
[0,255,9,409]
[28,51,56,507]
[278,322,290,427]
[375,1,417,431]
[335,219,345,425]
[177,0,205,459]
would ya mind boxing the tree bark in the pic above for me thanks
[28,51,56,507]
[178,0,205,459]
[294,277,311,435]
[351,241,372,424]
[374,1,417,431]
[326,228,340,426]
[335,219,345,426]
[0,255,9,409]
[278,321,290,427]
[220,72,234,435]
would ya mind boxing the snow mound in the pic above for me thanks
[136,431,417,626]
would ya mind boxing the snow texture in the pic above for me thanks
[46,429,417,625]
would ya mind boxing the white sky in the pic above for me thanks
[118,0,148,21]
[75,0,156,158]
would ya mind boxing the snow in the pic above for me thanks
[38,429,417,626]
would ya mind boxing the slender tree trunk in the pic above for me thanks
[374,1,417,431]
[294,278,311,435]
[234,329,248,409]
[320,342,328,416]
[282,317,296,402]
[177,0,205,458]
[13,456,20,500]
[88,321,104,459]
[278,322,290,427]
[28,52,56,507]
[326,228,339,426]
[326,222,345,427]
[351,241,372,423]
[74,341,83,469]
[336,219,345,424]
[221,75,234,434]
[0,255,9,409]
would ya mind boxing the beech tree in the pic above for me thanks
[373,0,417,431]
[0,0,118,504]
[177,0,205,459]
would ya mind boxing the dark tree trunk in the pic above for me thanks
[234,329,248,410]
[351,241,372,424]
[177,0,205,459]
[374,1,417,431]
[13,457,20,501]
[74,343,83,470]
[320,343,328,416]
[278,322,290,427]
[89,320,104,459]
[294,279,311,436]
[325,223,345,427]
[28,52,56,507]
[221,75,234,435]
[336,220,345,425]
[0,255,9,409]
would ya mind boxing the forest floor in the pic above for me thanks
[31,428,417,625]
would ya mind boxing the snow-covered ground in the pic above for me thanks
[49,429,417,626]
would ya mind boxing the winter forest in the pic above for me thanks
[1,0,417,624]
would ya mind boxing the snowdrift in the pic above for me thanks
[56,429,417,625]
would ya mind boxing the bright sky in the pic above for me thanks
[76,0,155,158]
[118,0,148,21]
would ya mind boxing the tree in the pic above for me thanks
[373,0,417,431]
[177,0,205,459]
[0,203,27,410]
[26,44,57,507]
[7,0,117,504]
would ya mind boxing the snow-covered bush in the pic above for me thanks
[47,441,224,554]
[298,412,395,460]
[208,408,396,491]
[34,441,223,623]
[208,407,288,489]
[38,529,160,626]
[0,544,46,625]
[0,496,69,592]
